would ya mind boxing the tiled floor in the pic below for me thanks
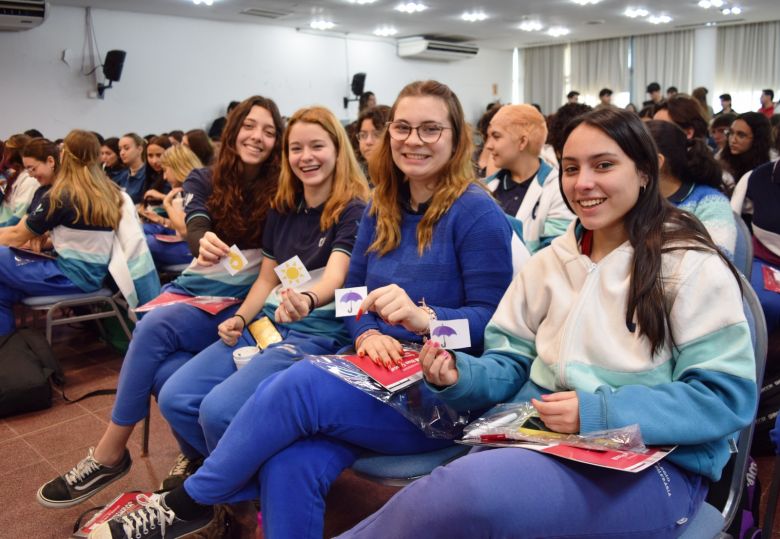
[3,321,779,538]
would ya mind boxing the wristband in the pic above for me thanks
[234,313,247,329]
[302,291,317,313]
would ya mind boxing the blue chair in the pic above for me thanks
[733,211,753,278]
[679,274,768,538]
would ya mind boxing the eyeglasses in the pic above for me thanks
[386,121,451,143]
[356,130,382,142]
[726,129,752,141]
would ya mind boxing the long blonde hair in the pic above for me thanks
[48,130,123,229]
[367,80,476,255]
[161,144,203,186]
[273,106,369,231]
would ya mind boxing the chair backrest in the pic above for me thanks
[715,274,767,529]
[733,211,753,278]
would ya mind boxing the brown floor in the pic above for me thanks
[3,321,779,538]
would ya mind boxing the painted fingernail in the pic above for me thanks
[356,308,363,321]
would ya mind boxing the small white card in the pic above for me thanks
[274,255,312,289]
[334,286,368,317]
[429,319,471,349]
[222,244,248,276]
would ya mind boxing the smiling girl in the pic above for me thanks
[339,107,756,539]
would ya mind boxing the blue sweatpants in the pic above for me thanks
[111,286,239,455]
[751,258,780,335]
[159,328,344,458]
[338,447,707,539]
[143,223,192,268]
[0,247,84,336]
[183,360,452,538]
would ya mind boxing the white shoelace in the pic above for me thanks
[64,448,101,486]
[120,494,175,538]
[168,454,190,476]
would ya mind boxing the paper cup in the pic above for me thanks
[233,346,259,370]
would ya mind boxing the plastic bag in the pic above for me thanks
[306,352,471,439]
[462,402,647,453]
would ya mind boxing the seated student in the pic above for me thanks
[36,95,283,509]
[483,104,574,254]
[183,129,215,166]
[92,80,515,539]
[18,138,61,252]
[338,108,758,539]
[100,137,126,181]
[646,120,736,259]
[115,133,148,204]
[142,144,203,268]
[0,130,158,336]
[140,135,173,208]
[718,112,772,196]
[731,160,780,335]
[0,134,38,228]
[158,105,369,472]
[355,105,390,184]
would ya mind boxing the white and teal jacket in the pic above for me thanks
[485,160,574,254]
[433,222,757,482]
[0,171,39,227]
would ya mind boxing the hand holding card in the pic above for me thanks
[222,244,249,276]
[429,319,471,349]
[335,286,368,317]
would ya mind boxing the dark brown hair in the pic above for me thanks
[646,120,724,191]
[21,138,61,175]
[653,94,708,139]
[560,108,740,354]
[719,112,772,181]
[185,129,215,166]
[207,95,283,247]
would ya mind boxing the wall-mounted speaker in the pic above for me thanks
[103,50,126,83]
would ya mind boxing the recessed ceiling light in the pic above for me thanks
[310,19,336,30]
[571,0,600,4]
[373,25,398,36]
[698,0,711,7]
[347,0,378,3]
[547,26,570,37]
[731,6,742,14]
[624,7,649,17]
[711,0,724,6]
[518,20,544,32]
[395,2,427,13]
[647,14,672,24]
[192,0,213,5]
[461,10,488,22]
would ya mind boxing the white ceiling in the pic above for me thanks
[50,0,780,50]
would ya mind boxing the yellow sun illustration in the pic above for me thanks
[228,251,245,271]
[283,263,305,285]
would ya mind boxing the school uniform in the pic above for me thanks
[485,159,574,254]
[339,221,756,539]
[114,165,147,204]
[667,181,736,260]
[177,184,514,538]
[158,197,366,458]
[143,193,193,268]
[0,170,39,227]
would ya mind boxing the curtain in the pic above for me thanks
[715,21,780,99]
[631,30,694,105]
[523,44,566,115]
[570,37,630,104]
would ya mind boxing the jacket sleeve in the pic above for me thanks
[578,252,757,446]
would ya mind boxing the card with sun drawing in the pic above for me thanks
[222,244,249,276]
[274,255,312,289]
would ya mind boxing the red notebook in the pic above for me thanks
[762,265,780,294]
[134,291,241,315]
[342,349,422,392]
[72,491,153,537]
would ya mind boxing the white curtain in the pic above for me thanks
[715,21,780,112]
[631,30,694,105]
[523,44,566,115]
[570,37,630,104]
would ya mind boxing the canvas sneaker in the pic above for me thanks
[88,492,213,539]
[159,454,204,491]
[37,447,132,508]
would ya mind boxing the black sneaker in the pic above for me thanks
[159,454,203,491]
[37,447,132,508]
[88,492,213,539]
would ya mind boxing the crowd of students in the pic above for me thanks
[0,78,774,538]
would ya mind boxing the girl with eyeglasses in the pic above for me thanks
[339,107,756,539]
[718,112,772,191]
[94,80,514,539]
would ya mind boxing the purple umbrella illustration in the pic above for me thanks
[340,291,363,313]
[432,325,457,347]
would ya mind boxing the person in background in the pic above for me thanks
[759,89,776,119]
[711,113,737,155]
[716,93,736,117]
[566,90,580,104]
[597,88,613,109]
[358,91,376,113]
[208,101,240,141]
[168,130,184,146]
[355,105,390,184]
[643,81,662,107]
[0,134,37,227]
[183,129,215,166]
[474,103,502,180]
[337,107,756,539]
[692,87,714,121]
[547,103,593,159]
[653,94,709,141]
[718,112,772,197]
[100,137,126,181]
[666,85,679,99]
[142,135,173,206]
[115,133,148,204]
[484,104,574,254]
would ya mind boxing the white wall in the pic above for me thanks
[0,5,512,139]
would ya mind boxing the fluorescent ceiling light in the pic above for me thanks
[647,14,672,23]
[373,26,398,36]
[395,2,427,13]
[624,7,649,17]
[192,0,213,5]
[310,19,336,30]
[519,20,543,31]
[461,11,488,22]
[547,26,570,37]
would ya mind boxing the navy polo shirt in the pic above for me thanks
[26,185,51,216]
[492,168,537,217]
[262,197,366,271]
[182,167,213,225]
[114,165,147,204]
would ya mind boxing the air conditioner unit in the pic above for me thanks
[0,0,47,32]
[397,37,479,62]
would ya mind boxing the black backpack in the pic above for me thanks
[0,328,63,417]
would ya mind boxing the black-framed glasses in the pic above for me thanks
[386,121,451,143]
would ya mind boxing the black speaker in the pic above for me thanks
[103,50,126,83]
[351,73,366,97]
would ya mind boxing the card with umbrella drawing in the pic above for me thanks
[335,286,368,317]
[429,319,471,349]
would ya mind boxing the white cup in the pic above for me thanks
[233,346,259,370]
